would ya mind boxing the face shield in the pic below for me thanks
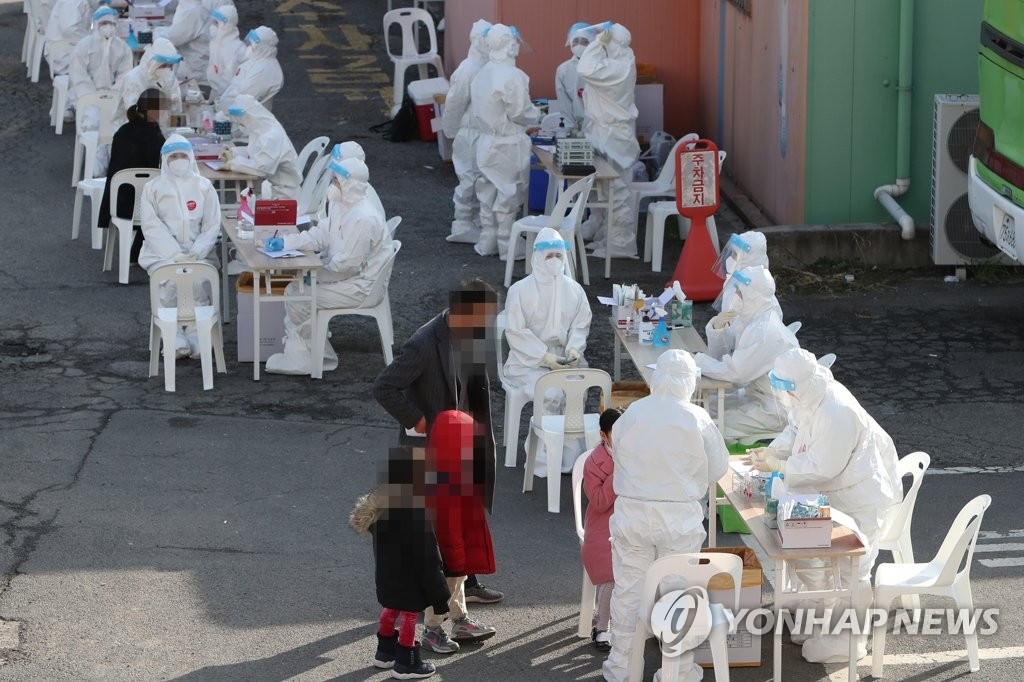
[711,268,751,313]
[534,238,569,277]
[768,369,797,417]
[711,231,769,279]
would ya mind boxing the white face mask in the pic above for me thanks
[571,43,586,58]
[327,184,343,204]
[156,68,176,90]
[541,256,564,277]
[168,158,191,177]
[725,292,743,314]
[98,23,116,39]
[244,45,255,61]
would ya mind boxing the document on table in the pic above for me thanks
[258,248,305,258]
[204,160,226,171]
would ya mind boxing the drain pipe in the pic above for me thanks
[874,0,916,240]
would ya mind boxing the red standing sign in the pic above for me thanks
[671,139,725,301]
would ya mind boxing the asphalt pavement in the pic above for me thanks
[0,0,1023,680]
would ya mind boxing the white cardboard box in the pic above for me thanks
[235,274,287,362]
[777,518,833,549]
[433,97,452,162]
[694,547,763,667]
[634,83,664,145]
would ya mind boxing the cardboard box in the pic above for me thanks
[254,199,297,226]
[777,518,833,549]
[129,4,164,20]
[601,381,650,411]
[433,94,452,162]
[407,77,449,142]
[694,546,763,668]
[235,272,287,362]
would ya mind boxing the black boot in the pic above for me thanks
[374,632,398,669]
[391,641,436,679]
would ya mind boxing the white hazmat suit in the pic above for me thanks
[330,142,385,218]
[442,19,490,245]
[120,38,184,116]
[577,22,640,258]
[604,349,729,682]
[265,158,391,376]
[218,26,283,112]
[554,23,594,127]
[695,266,799,443]
[44,0,91,77]
[503,227,592,475]
[205,5,245,102]
[225,94,302,200]
[69,7,133,120]
[155,0,210,81]
[467,24,540,259]
[760,348,901,663]
[138,135,222,358]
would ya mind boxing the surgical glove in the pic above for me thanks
[753,454,782,473]
[541,353,562,369]
[173,252,191,262]
[711,310,739,330]
[220,160,232,171]
[221,147,234,162]
[564,347,581,366]
[598,29,612,44]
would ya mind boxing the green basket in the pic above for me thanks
[716,449,753,534]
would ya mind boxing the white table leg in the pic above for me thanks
[220,228,231,324]
[774,558,785,682]
[848,556,860,680]
[252,270,261,381]
[613,330,621,381]
[708,487,717,548]
[308,271,318,378]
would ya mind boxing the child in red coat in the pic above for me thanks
[581,408,623,651]
[421,410,498,653]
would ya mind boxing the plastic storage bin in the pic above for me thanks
[407,77,449,142]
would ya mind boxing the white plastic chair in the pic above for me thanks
[296,135,330,181]
[50,74,69,134]
[628,553,741,682]
[505,174,594,288]
[71,89,119,187]
[877,451,931,611]
[386,215,401,237]
[148,262,226,392]
[104,168,159,284]
[495,311,532,469]
[637,130,677,179]
[872,494,992,678]
[25,0,49,83]
[626,133,699,227]
[382,8,445,118]
[311,240,401,379]
[786,320,802,335]
[643,205,721,273]
[571,448,597,638]
[522,368,611,513]
[296,153,333,219]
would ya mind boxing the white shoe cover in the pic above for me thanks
[185,326,201,359]
[265,349,311,375]
[801,633,867,664]
[474,238,498,257]
[652,659,704,682]
[447,221,481,244]
[174,332,190,360]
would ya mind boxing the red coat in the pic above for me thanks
[427,410,496,577]
[581,443,615,585]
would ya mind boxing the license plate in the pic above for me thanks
[1000,213,1015,251]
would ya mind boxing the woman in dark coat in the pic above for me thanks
[350,451,449,678]
[97,89,165,260]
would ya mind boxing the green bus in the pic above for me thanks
[970,0,1024,261]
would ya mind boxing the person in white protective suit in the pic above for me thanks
[69,6,133,126]
[466,24,540,259]
[603,349,729,682]
[503,228,592,476]
[577,22,641,259]
[265,158,392,376]
[204,5,245,104]
[222,94,302,199]
[120,38,184,117]
[694,266,799,443]
[749,347,901,663]
[154,0,210,82]
[711,231,783,319]
[329,142,385,218]
[138,135,222,359]
[44,0,93,79]
[218,26,283,112]
[554,22,594,127]
[442,19,491,245]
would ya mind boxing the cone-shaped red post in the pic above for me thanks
[669,216,725,301]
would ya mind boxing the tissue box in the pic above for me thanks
[235,273,287,362]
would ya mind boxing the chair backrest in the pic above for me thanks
[360,240,402,309]
[148,262,221,322]
[296,135,330,180]
[638,131,677,176]
[641,552,744,620]
[531,368,612,434]
[651,132,701,189]
[786,320,802,335]
[109,168,160,226]
[75,89,120,144]
[383,8,439,61]
[879,451,931,546]
[386,215,402,237]
[297,153,333,216]
[816,352,837,369]
[547,173,595,238]
[571,447,593,543]
[930,494,991,586]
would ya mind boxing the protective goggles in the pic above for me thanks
[210,8,228,22]
[161,140,192,155]
[768,371,796,392]
[534,239,570,252]
[730,270,752,286]
[246,29,261,44]
[227,105,245,117]
[153,52,182,65]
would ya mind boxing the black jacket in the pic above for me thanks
[350,489,451,614]
[97,119,165,228]
[372,311,497,511]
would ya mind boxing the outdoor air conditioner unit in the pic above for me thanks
[930,94,1010,265]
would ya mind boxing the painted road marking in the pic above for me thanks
[826,645,1024,678]
[978,557,1024,568]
